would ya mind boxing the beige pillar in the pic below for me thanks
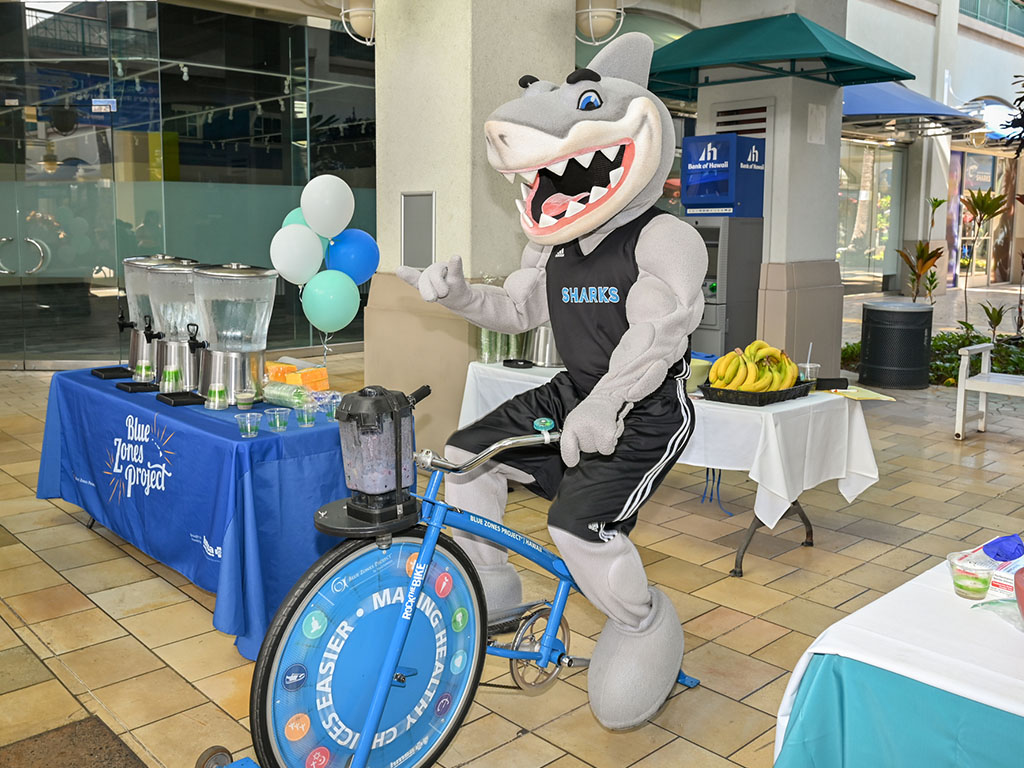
[696,0,847,376]
[366,0,574,452]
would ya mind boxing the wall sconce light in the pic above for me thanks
[575,0,624,46]
[340,0,375,46]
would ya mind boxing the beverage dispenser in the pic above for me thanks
[122,255,197,382]
[148,261,203,393]
[193,263,278,406]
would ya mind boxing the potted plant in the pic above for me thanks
[959,189,1010,324]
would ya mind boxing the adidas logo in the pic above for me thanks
[553,248,565,258]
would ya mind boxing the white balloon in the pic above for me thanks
[270,224,324,285]
[300,175,355,238]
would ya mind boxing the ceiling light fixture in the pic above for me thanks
[340,0,375,46]
[575,0,624,46]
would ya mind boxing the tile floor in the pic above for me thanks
[1,355,1023,768]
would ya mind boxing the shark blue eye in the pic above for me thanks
[577,90,602,111]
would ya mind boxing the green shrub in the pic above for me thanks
[841,341,861,372]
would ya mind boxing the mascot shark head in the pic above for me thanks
[484,32,673,246]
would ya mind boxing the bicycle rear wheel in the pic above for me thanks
[251,529,486,768]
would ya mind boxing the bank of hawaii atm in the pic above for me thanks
[680,134,766,358]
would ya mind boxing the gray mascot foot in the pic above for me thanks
[587,587,683,730]
[476,563,523,618]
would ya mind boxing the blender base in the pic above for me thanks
[91,366,134,379]
[314,498,421,539]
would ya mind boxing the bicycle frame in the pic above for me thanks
[348,468,576,768]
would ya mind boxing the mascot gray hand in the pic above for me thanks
[560,396,631,467]
[397,256,472,306]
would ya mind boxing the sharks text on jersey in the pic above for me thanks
[561,286,620,304]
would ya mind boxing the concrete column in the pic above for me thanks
[697,0,847,375]
[366,0,574,452]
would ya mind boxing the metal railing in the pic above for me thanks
[960,0,1024,37]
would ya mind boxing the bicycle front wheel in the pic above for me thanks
[251,530,486,768]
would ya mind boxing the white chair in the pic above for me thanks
[954,342,1024,440]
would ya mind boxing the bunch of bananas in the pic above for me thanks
[708,340,800,392]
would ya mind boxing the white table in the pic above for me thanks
[460,362,879,529]
[775,563,1024,763]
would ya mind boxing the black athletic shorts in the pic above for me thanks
[448,368,695,543]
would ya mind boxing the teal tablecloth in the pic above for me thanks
[776,654,1024,767]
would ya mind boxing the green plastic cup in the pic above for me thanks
[947,553,994,600]
[296,403,317,428]
[235,412,261,439]
[266,407,290,432]
[205,383,228,411]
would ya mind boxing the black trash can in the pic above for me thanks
[859,301,932,389]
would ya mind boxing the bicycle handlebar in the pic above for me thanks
[416,431,561,474]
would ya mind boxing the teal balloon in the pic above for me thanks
[282,207,329,253]
[325,229,380,285]
[301,270,360,333]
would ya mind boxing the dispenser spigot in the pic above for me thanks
[187,323,207,354]
[143,314,164,343]
[117,307,135,333]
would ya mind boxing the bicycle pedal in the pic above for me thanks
[559,655,590,669]
[486,600,545,637]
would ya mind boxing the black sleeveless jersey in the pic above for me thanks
[545,206,689,394]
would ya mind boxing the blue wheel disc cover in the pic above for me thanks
[268,540,479,768]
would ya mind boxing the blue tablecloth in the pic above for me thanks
[37,369,347,659]
[776,654,1024,767]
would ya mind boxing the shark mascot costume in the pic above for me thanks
[398,33,707,730]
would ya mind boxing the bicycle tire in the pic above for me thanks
[251,529,486,768]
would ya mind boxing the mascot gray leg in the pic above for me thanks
[444,446,534,615]
[549,526,683,731]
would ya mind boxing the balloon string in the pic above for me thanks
[320,331,334,368]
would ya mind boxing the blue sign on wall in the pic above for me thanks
[681,134,765,217]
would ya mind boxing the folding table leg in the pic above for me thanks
[86,518,96,530]
[730,515,764,578]
[730,501,814,577]
[792,501,814,547]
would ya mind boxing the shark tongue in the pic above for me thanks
[541,192,588,218]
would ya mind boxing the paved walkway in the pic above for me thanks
[0,359,1022,768]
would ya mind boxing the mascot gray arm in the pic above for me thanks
[560,216,707,466]
[396,243,549,334]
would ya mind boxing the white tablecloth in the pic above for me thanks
[775,563,1024,758]
[459,362,879,528]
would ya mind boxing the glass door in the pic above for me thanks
[0,2,152,369]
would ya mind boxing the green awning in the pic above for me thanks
[649,13,914,102]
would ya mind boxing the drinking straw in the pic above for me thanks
[806,342,813,367]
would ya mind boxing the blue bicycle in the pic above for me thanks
[250,386,698,768]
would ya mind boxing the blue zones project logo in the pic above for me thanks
[103,414,175,502]
[561,286,620,304]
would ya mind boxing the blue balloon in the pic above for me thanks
[282,207,329,253]
[325,229,380,285]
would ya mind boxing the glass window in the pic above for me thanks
[836,139,905,294]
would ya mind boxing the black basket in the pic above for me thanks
[699,380,813,407]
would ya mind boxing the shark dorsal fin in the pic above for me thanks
[586,32,653,87]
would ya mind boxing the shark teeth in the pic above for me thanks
[575,150,595,169]
[519,170,537,185]
[520,183,531,200]
[609,167,624,187]
[565,200,586,217]
[538,213,558,227]
[589,185,607,202]
[600,146,619,162]
[502,172,515,184]
[547,159,568,176]
[515,199,525,215]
